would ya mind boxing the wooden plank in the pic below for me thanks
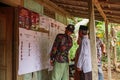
[71,13,104,21]
[100,1,120,7]
[107,16,120,20]
[94,0,107,21]
[104,10,120,17]
[57,3,88,11]
[108,19,120,24]
[50,0,88,6]
[103,8,120,14]
[34,0,73,18]
[109,0,120,1]
[0,0,22,6]
[0,7,13,80]
[13,7,19,80]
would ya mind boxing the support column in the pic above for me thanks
[105,20,112,80]
[88,0,98,80]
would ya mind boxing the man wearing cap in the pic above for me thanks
[50,24,75,80]
[96,34,106,80]
[77,25,92,80]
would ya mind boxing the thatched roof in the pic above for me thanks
[47,0,120,24]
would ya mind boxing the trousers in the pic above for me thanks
[51,61,69,80]
[98,66,104,80]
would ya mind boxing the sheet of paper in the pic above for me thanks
[18,28,49,75]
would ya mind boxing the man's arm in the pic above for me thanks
[101,43,106,54]
[77,41,85,71]
[50,34,61,65]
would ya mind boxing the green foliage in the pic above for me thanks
[69,33,78,59]
[67,17,83,25]
[102,54,108,63]
[67,18,75,24]
[74,17,83,23]
[117,31,120,41]
[117,46,120,62]
[95,21,105,39]
[69,40,78,59]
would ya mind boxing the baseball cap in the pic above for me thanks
[66,24,75,33]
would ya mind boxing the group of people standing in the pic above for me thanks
[50,24,106,80]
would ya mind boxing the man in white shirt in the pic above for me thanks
[77,25,92,80]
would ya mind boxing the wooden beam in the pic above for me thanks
[88,0,98,80]
[67,9,102,17]
[104,10,120,15]
[0,0,22,6]
[109,19,120,24]
[107,14,120,19]
[57,3,88,10]
[105,12,120,17]
[34,0,73,18]
[100,1,120,7]
[65,8,88,14]
[109,0,120,1]
[50,0,88,6]
[105,20,112,80]
[101,4,120,9]
[94,0,107,21]
[66,9,118,22]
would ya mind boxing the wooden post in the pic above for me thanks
[113,45,117,66]
[105,20,112,80]
[110,26,117,67]
[88,0,98,80]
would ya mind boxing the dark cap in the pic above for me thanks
[79,25,88,31]
[66,24,75,33]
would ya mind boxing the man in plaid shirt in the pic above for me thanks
[96,36,106,80]
[50,24,75,80]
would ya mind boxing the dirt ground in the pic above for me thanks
[104,70,120,80]
[69,70,120,80]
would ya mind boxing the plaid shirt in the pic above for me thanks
[50,33,73,63]
[96,37,103,66]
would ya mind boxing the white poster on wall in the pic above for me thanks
[18,28,49,75]
[39,15,50,30]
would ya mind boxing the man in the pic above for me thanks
[50,24,75,80]
[77,25,92,80]
[96,34,106,80]
[74,25,83,80]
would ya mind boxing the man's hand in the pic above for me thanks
[50,60,54,66]
[77,67,81,71]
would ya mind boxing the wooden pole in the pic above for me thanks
[110,26,117,66]
[105,20,112,80]
[88,0,98,80]
[94,0,107,21]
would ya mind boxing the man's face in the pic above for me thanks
[65,29,73,35]
[79,30,83,37]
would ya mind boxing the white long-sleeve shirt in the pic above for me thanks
[77,35,92,73]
